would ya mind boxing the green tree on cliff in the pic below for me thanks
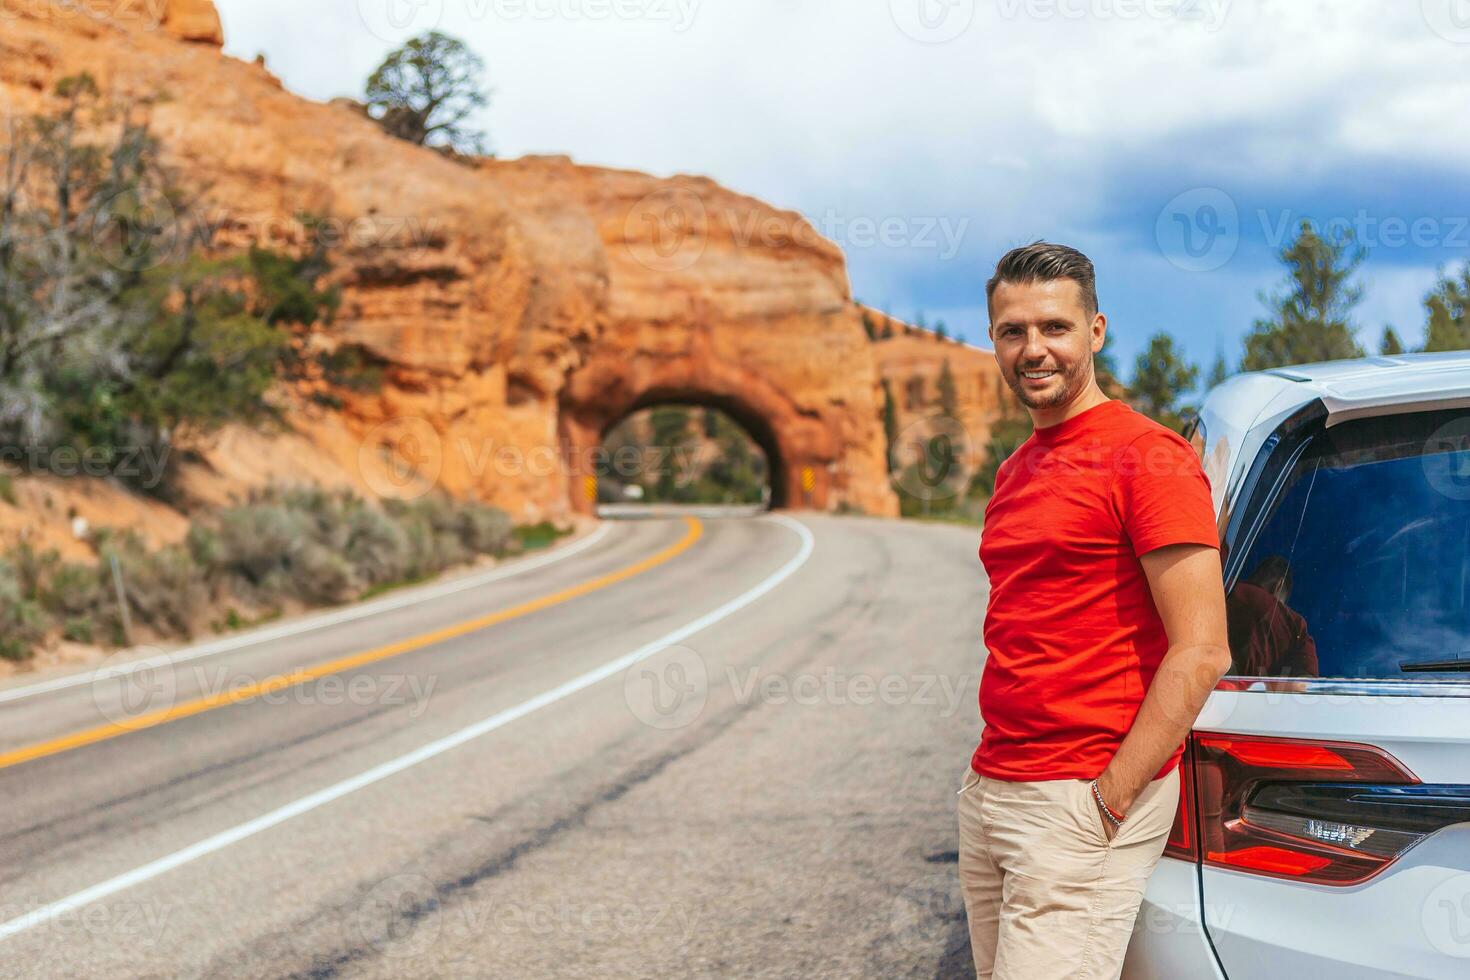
[881,380,898,474]
[1241,221,1366,370]
[365,32,489,154]
[0,75,348,492]
[937,357,958,419]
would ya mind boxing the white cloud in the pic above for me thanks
[212,0,1470,365]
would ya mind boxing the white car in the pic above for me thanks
[1124,351,1470,980]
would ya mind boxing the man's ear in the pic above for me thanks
[1091,313,1108,354]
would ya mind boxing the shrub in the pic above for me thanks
[62,617,94,643]
[95,530,207,638]
[0,485,518,661]
[0,561,45,662]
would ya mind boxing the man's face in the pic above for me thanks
[987,278,1105,410]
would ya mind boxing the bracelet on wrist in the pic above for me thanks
[1090,779,1126,825]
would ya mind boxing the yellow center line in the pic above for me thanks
[0,516,704,772]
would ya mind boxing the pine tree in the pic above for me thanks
[1206,342,1230,389]
[1130,333,1199,430]
[970,402,1032,500]
[1094,333,1122,392]
[649,406,691,500]
[938,357,958,419]
[365,32,489,154]
[1379,325,1406,356]
[1423,264,1470,352]
[1241,221,1366,370]
[881,380,898,474]
[935,319,949,342]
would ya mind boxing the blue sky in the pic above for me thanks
[215,0,1470,388]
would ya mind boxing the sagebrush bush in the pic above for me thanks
[39,560,109,618]
[0,561,46,662]
[95,530,208,639]
[342,502,412,587]
[0,485,525,662]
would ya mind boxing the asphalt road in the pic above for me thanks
[0,511,987,979]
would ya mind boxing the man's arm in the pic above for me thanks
[1096,542,1232,827]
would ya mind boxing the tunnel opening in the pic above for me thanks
[594,394,786,512]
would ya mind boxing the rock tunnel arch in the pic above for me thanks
[595,391,786,509]
[557,355,839,516]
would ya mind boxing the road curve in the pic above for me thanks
[0,512,986,979]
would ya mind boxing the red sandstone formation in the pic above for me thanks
[0,0,902,550]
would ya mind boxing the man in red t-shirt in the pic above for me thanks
[957,242,1231,980]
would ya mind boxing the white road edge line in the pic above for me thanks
[0,523,614,706]
[0,515,814,943]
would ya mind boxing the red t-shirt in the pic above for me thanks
[972,398,1219,782]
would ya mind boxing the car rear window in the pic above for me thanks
[1227,407,1470,681]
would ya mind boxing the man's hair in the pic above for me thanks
[985,241,1098,321]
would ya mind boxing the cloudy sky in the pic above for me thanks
[215,0,1470,385]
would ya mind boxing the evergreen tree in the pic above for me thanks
[881,379,898,474]
[935,319,949,342]
[0,75,348,491]
[938,357,958,419]
[1241,221,1366,370]
[1379,325,1407,356]
[970,402,1032,500]
[1423,264,1470,352]
[701,409,765,504]
[1093,333,1122,392]
[1130,333,1199,430]
[1206,343,1230,389]
[365,32,489,154]
[649,406,691,500]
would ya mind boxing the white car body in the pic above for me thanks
[1125,352,1470,980]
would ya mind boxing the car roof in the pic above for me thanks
[1262,349,1470,388]
[1207,349,1470,434]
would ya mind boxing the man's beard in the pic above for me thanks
[1004,355,1092,410]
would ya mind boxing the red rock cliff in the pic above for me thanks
[0,1,899,531]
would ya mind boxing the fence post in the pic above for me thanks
[109,554,134,647]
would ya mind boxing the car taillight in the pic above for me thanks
[1192,732,1434,886]
[1162,738,1198,861]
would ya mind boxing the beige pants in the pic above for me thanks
[956,762,1180,980]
